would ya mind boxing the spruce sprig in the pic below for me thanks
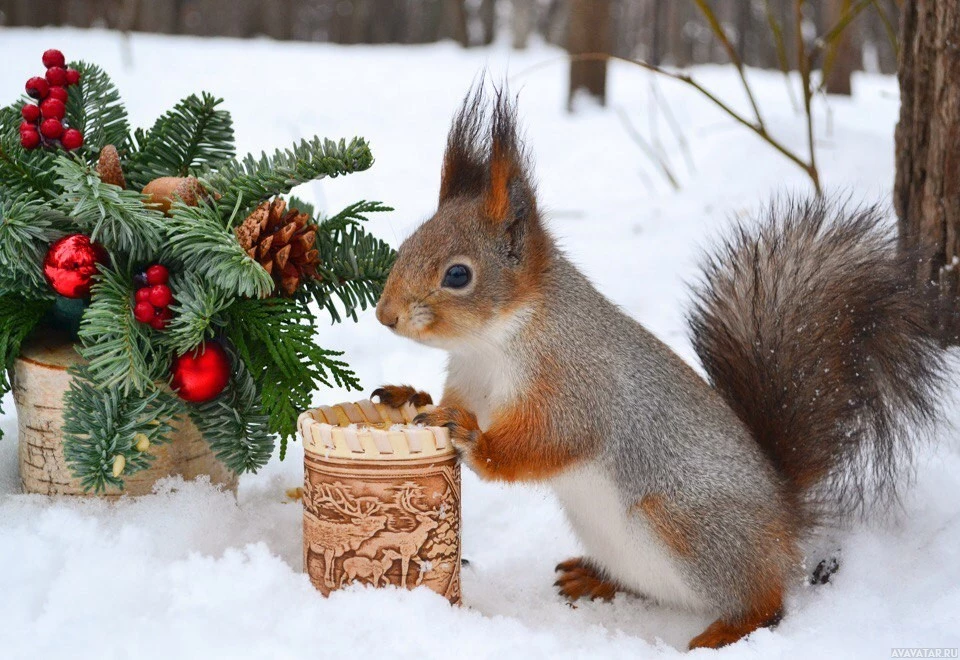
[163,271,233,356]
[64,61,130,153]
[54,156,166,263]
[62,366,181,493]
[186,353,273,474]
[126,92,235,189]
[225,297,361,458]
[0,195,66,298]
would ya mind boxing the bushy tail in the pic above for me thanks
[689,197,946,522]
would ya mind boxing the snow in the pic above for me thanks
[2,27,959,660]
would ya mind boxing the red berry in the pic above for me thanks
[45,66,67,87]
[40,118,63,139]
[21,104,40,122]
[65,68,80,86]
[61,128,83,150]
[20,120,35,132]
[20,130,40,150]
[42,49,66,69]
[47,86,68,103]
[148,284,173,308]
[135,287,151,302]
[25,77,49,100]
[151,307,173,330]
[133,301,155,324]
[40,97,65,120]
[145,264,170,286]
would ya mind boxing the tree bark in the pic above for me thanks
[895,0,960,342]
[567,0,612,111]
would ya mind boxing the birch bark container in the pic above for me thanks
[13,334,237,496]
[299,400,461,604]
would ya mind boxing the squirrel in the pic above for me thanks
[371,86,947,650]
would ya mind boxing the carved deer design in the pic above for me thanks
[339,549,402,588]
[355,487,440,588]
[304,481,388,588]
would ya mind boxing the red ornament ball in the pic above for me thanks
[61,128,84,151]
[45,66,68,87]
[145,264,169,286]
[20,129,40,150]
[42,49,66,69]
[170,343,231,403]
[47,86,68,103]
[133,300,155,324]
[26,77,49,100]
[21,103,40,122]
[40,118,63,139]
[65,68,81,86]
[40,97,65,120]
[43,234,109,298]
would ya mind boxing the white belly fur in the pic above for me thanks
[550,462,708,611]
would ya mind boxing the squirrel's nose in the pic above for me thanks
[376,301,399,329]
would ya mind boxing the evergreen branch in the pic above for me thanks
[202,137,374,225]
[163,271,233,356]
[64,61,130,154]
[224,298,361,458]
[125,92,235,189]
[318,199,392,233]
[0,105,59,199]
[62,366,181,493]
[54,155,166,262]
[77,264,164,395]
[0,295,52,438]
[187,353,273,474]
[0,194,65,298]
[163,199,274,298]
[301,222,396,322]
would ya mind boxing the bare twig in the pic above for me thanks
[650,78,696,175]
[816,0,874,53]
[762,0,801,112]
[568,52,821,192]
[692,0,766,129]
[794,0,821,193]
[616,106,681,190]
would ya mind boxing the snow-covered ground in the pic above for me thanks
[1,28,958,659]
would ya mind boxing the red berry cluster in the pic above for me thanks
[20,49,83,151]
[133,265,174,330]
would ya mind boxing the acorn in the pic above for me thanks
[141,176,205,215]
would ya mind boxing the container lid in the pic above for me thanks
[298,399,452,460]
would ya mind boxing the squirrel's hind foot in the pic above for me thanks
[371,385,433,408]
[688,607,783,650]
[554,557,619,602]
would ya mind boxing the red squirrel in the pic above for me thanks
[372,86,946,649]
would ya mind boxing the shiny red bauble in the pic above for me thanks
[43,234,109,298]
[170,342,231,403]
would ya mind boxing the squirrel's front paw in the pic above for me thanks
[414,406,480,456]
[371,384,434,408]
[555,557,618,602]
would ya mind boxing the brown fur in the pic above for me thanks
[689,596,783,650]
[371,385,433,408]
[554,557,620,602]
[689,198,946,522]
[636,495,696,558]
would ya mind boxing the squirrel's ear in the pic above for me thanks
[439,87,487,204]
[483,90,537,260]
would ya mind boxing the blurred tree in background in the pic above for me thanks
[0,0,899,80]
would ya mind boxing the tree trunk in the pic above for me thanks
[511,0,535,49]
[824,0,859,95]
[567,0,611,111]
[895,0,960,343]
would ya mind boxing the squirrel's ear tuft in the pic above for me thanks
[483,87,536,228]
[439,85,488,204]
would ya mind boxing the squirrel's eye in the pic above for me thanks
[442,264,472,289]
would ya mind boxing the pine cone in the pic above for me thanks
[96,145,126,189]
[235,198,320,295]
